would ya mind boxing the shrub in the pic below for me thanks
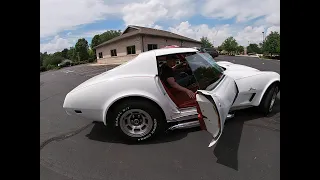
[46,64,56,70]
[40,66,46,72]
[43,56,64,67]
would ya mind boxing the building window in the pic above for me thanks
[127,45,136,55]
[98,52,103,58]
[148,44,158,51]
[110,49,117,57]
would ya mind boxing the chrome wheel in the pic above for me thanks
[269,87,278,112]
[119,109,154,138]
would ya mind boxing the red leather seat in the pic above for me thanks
[160,80,196,108]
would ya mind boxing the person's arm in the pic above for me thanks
[167,77,195,99]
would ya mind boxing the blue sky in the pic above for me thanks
[40,0,280,54]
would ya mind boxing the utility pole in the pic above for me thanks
[262,32,265,43]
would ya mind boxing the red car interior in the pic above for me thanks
[158,53,198,109]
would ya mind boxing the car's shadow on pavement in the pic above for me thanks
[213,98,280,171]
[86,98,280,171]
[86,121,201,145]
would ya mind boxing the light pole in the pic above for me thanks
[262,32,265,43]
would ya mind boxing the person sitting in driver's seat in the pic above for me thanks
[160,56,195,99]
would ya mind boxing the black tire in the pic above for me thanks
[258,84,279,116]
[110,99,166,142]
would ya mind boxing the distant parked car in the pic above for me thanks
[193,47,219,58]
[58,59,73,67]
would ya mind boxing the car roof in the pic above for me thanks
[148,47,198,56]
[103,48,199,77]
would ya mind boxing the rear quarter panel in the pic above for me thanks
[100,76,172,124]
[65,75,173,124]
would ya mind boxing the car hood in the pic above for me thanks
[217,61,263,80]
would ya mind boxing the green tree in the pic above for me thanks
[88,48,95,62]
[75,38,89,61]
[200,37,213,48]
[91,35,101,49]
[262,31,280,56]
[247,43,261,54]
[90,35,101,60]
[61,48,69,59]
[40,52,43,66]
[67,47,76,61]
[40,52,49,66]
[236,46,244,54]
[99,30,122,44]
[90,30,121,60]
[217,46,223,52]
[43,55,63,67]
[52,51,63,58]
[221,37,238,54]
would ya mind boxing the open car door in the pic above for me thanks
[196,75,238,147]
[185,52,238,147]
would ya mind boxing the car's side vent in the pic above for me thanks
[249,93,256,102]
[74,110,82,114]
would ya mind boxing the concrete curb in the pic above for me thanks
[259,57,280,62]
[235,55,259,58]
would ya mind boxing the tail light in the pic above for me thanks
[195,96,207,130]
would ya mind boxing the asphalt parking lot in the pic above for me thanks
[40,55,280,180]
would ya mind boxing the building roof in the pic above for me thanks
[94,25,201,49]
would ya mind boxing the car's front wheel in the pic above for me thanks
[259,84,279,116]
[110,99,166,142]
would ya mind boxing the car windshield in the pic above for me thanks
[185,52,224,90]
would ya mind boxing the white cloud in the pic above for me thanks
[234,26,265,46]
[153,25,163,30]
[40,35,72,53]
[265,12,280,26]
[121,0,195,27]
[40,29,111,53]
[169,21,233,46]
[40,0,118,38]
[266,26,280,35]
[122,0,168,27]
[201,0,279,24]
[40,0,280,53]
[168,21,280,47]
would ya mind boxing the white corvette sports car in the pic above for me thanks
[63,48,280,146]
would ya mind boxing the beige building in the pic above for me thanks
[94,25,201,65]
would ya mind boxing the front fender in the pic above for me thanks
[253,71,280,105]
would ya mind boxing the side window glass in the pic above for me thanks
[156,53,199,91]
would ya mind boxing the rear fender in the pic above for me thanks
[102,90,169,125]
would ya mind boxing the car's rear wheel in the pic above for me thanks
[110,99,166,142]
[259,84,279,116]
